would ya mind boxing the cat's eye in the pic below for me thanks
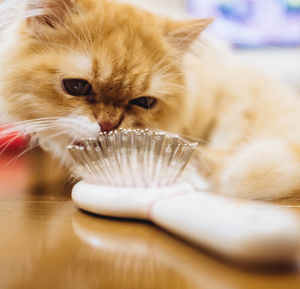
[129,97,157,109]
[62,79,92,96]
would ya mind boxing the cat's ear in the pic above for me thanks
[165,18,214,52]
[26,0,75,28]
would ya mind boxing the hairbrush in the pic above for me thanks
[68,129,300,264]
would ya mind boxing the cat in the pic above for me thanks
[1,0,300,201]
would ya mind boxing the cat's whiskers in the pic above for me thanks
[0,120,59,133]
[2,119,59,128]
[2,123,60,136]
[0,126,61,155]
[0,132,26,155]
[0,113,83,129]
[0,117,62,149]
[5,129,69,167]
[4,139,41,167]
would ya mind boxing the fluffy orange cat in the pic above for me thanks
[1,0,300,200]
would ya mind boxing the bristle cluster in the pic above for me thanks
[67,129,198,187]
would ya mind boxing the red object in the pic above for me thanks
[0,126,30,153]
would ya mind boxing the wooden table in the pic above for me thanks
[1,152,300,289]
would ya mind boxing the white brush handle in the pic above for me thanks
[72,181,300,263]
[150,193,300,263]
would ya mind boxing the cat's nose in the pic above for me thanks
[98,121,118,133]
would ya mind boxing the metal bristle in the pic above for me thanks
[67,129,198,187]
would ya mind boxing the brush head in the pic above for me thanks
[67,128,198,188]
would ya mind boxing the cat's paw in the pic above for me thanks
[219,139,300,200]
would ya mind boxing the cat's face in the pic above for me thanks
[0,0,211,161]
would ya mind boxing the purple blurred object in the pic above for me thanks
[186,0,300,48]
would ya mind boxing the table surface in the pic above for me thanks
[1,151,300,289]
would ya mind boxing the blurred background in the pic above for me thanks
[120,0,300,91]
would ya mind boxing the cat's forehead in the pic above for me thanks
[57,27,163,80]
[59,48,148,79]
[59,53,93,77]
[58,49,152,98]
